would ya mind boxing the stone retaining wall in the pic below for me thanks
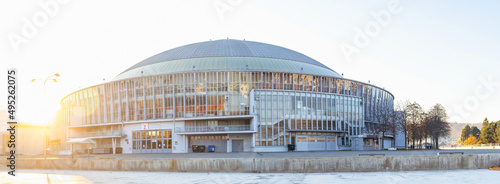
[2,154,499,173]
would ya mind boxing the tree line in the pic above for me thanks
[399,101,451,149]
[366,100,451,149]
[459,118,500,145]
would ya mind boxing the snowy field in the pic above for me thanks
[1,169,499,184]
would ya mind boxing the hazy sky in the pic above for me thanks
[1,0,499,124]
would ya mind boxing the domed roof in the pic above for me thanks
[114,39,341,80]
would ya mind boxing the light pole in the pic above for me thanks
[31,73,60,159]
[31,73,60,94]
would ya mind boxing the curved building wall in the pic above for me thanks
[60,71,393,149]
[56,39,394,153]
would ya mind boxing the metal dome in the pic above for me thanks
[114,39,341,80]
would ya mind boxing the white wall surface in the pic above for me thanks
[172,121,186,153]
[227,133,253,152]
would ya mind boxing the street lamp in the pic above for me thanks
[31,73,60,159]
[31,73,60,94]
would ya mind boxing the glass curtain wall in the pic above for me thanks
[254,90,363,146]
[63,71,392,129]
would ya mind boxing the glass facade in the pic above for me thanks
[253,90,363,146]
[61,71,393,147]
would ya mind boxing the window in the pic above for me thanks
[132,130,173,151]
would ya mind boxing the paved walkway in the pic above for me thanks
[2,149,499,159]
[2,169,499,184]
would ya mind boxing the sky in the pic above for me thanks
[0,0,499,125]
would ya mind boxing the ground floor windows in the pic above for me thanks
[132,130,172,153]
[256,131,345,151]
[295,135,338,151]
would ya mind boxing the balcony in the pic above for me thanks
[361,127,395,137]
[175,125,253,134]
[68,130,122,139]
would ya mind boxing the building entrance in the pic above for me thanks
[132,130,172,153]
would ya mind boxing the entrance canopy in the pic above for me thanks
[66,138,96,144]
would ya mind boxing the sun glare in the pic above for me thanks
[21,73,62,125]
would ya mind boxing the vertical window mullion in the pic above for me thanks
[162,75,165,119]
[183,73,186,118]
[205,72,208,116]
[271,91,274,146]
[152,77,155,119]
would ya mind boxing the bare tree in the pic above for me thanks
[425,104,450,149]
[417,112,428,149]
[368,99,396,149]
[405,102,425,149]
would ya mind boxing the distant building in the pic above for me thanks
[55,39,395,154]
[0,110,7,132]
[0,132,7,155]
[1,110,7,155]
[1,123,48,155]
[394,111,406,149]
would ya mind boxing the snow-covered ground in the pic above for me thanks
[1,169,499,184]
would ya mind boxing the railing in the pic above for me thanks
[363,146,381,151]
[50,144,72,152]
[457,143,500,147]
[443,143,500,149]
[176,125,252,133]
[69,130,122,138]
[288,128,349,132]
[361,127,395,136]
[437,151,464,155]
[358,153,385,157]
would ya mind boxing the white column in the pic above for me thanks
[227,134,231,152]
[112,137,116,154]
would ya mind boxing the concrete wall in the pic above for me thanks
[2,154,499,173]
[254,146,287,152]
